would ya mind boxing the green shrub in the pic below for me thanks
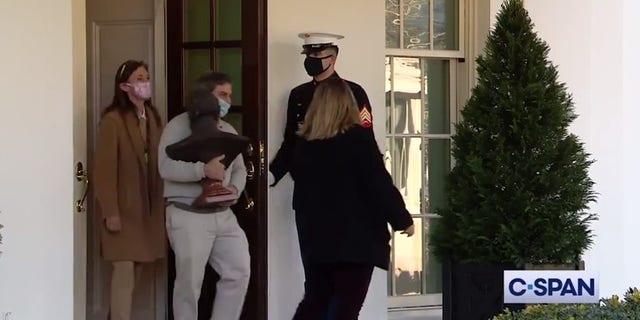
[429,0,597,267]
[493,288,640,319]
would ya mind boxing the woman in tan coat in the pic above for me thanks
[93,60,166,320]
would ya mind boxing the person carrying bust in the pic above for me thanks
[158,73,250,320]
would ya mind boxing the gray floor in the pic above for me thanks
[388,308,442,320]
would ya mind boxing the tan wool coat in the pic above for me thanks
[93,109,166,262]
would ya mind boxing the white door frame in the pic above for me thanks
[72,0,88,319]
[153,0,168,123]
[78,0,168,318]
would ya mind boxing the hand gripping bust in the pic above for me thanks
[165,89,249,208]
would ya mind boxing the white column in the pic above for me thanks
[585,0,626,297]
[0,0,75,318]
[621,0,640,292]
[526,0,634,298]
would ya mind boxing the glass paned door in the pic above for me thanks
[167,0,269,319]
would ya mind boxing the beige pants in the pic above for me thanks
[110,261,143,320]
[167,205,251,320]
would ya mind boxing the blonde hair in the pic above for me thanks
[298,78,361,140]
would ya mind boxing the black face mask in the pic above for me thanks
[304,55,333,76]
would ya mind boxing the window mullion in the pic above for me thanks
[420,58,427,218]
[420,58,429,296]
[388,57,397,297]
[399,0,404,48]
[449,59,457,169]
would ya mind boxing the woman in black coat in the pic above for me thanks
[292,78,414,320]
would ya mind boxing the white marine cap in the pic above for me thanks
[298,32,344,54]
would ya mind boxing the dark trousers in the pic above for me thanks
[293,263,374,320]
[297,219,338,320]
[300,252,338,319]
[297,219,340,319]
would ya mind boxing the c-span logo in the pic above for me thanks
[504,270,599,304]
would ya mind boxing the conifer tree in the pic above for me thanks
[431,0,597,267]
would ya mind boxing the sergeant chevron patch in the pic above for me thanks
[359,106,372,128]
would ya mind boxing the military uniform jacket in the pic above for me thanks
[269,73,374,186]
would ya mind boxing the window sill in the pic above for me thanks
[388,307,442,320]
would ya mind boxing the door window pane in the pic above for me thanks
[224,112,242,133]
[184,0,211,42]
[215,48,242,105]
[216,0,242,40]
[183,49,212,104]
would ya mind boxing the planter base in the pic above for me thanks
[524,260,585,270]
[443,260,524,320]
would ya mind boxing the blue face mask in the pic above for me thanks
[218,99,231,118]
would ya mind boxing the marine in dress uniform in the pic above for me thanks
[268,32,379,320]
[269,32,375,186]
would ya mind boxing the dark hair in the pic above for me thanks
[102,60,162,126]
[195,71,232,92]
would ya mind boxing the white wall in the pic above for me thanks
[267,0,386,319]
[524,0,640,297]
[0,0,76,319]
[490,0,504,25]
[621,0,640,295]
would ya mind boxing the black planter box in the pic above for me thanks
[442,259,525,320]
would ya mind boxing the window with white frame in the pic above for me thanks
[385,0,463,309]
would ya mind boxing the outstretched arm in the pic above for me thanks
[269,90,298,186]
[356,131,413,232]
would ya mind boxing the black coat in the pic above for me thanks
[292,126,413,269]
[270,73,374,185]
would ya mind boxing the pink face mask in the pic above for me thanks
[128,81,152,100]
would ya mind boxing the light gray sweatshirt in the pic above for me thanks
[158,112,247,206]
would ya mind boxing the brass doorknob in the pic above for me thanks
[259,140,265,174]
[243,191,255,211]
[246,143,254,157]
[247,161,255,180]
[75,161,87,181]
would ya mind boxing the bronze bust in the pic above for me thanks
[166,88,249,208]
